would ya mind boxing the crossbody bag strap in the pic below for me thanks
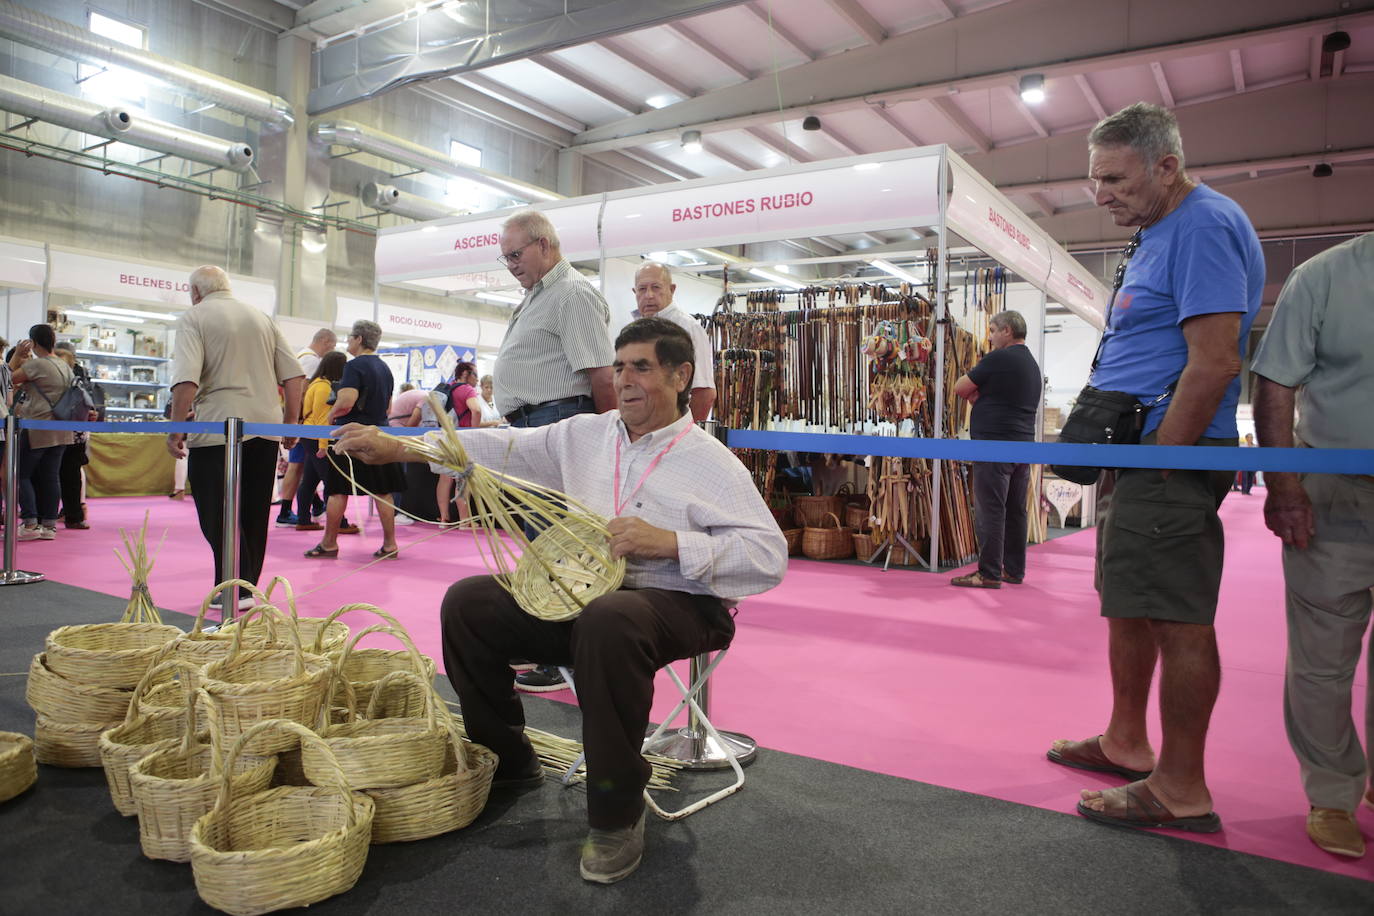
[1089,228,1143,373]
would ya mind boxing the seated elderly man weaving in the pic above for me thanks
[334,318,788,883]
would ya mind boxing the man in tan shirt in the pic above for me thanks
[167,266,304,606]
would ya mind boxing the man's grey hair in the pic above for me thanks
[502,209,560,249]
[1088,103,1185,169]
[311,327,337,347]
[351,319,382,351]
[188,265,232,297]
[53,340,76,354]
[990,310,1027,340]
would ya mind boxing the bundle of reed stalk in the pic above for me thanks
[115,511,165,624]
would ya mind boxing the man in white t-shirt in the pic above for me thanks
[629,262,715,422]
[296,328,337,379]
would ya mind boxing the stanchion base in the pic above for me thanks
[0,569,46,586]
[642,727,757,771]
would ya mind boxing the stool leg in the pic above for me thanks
[641,651,757,771]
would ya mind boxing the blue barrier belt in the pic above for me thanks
[17,418,1372,474]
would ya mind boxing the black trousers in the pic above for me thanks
[188,438,278,594]
[440,575,734,829]
[59,439,87,525]
[971,460,1031,582]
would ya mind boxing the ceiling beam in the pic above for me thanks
[588,150,660,186]
[410,82,573,147]
[1029,192,1057,217]
[928,97,992,154]
[827,0,887,46]
[1150,61,1176,107]
[666,21,754,81]
[746,125,815,163]
[701,139,758,171]
[743,3,816,62]
[822,124,867,156]
[1003,86,1050,138]
[620,148,702,181]
[1229,49,1246,93]
[1074,73,1108,120]
[926,0,956,22]
[870,104,925,146]
[531,55,643,116]
[599,38,699,100]
[453,73,586,135]
[1309,34,1323,81]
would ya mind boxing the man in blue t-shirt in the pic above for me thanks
[1045,103,1263,836]
[952,310,1042,589]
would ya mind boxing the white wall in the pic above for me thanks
[602,258,723,334]
[2,289,44,346]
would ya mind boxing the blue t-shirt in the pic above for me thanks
[1089,184,1263,439]
[337,354,393,427]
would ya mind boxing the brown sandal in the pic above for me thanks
[1077,780,1222,833]
[950,571,1001,589]
[1047,735,1152,781]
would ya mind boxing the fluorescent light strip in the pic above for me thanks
[63,309,143,324]
[475,291,523,305]
[868,259,923,285]
[748,268,805,290]
[88,304,179,321]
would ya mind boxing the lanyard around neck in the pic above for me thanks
[614,423,692,516]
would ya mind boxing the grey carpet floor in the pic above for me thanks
[2,580,1372,915]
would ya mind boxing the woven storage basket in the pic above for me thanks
[304,671,447,791]
[363,716,497,844]
[45,621,184,689]
[99,660,199,816]
[793,494,844,529]
[802,512,855,560]
[26,652,132,723]
[327,623,437,720]
[190,719,373,916]
[852,532,875,562]
[219,576,349,656]
[200,609,332,758]
[129,695,276,863]
[783,528,803,556]
[0,731,37,803]
[844,504,872,532]
[165,580,273,667]
[34,716,118,767]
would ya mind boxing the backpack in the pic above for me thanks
[35,357,94,421]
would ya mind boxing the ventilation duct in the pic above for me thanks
[0,73,254,171]
[360,182,462,221]
[0,1,293,126]
[312,120,561,204]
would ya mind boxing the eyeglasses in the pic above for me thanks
[497,237,543,267]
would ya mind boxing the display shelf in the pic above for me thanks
[76,350,169,363]
[105,407,163,415]
[92,380,164,388]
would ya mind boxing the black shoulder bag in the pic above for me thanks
[1051,231,1170,485]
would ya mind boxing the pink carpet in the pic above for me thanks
[11,491,1371,881]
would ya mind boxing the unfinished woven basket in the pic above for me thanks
[362,713,497,844]
[99,659,199,816]
[26,652,132,723]
[130,698,276,863]
[0,731,37,803]
[200,610,333,758]
[305,671,447,791]
[34,716,117,767]
[45,621,184,689]
[191,719,373,916]
[801,512,855,560]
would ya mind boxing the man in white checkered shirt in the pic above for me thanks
[334,317,787,885]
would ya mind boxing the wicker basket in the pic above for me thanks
[801,512,855,560]
[190,720,373,916]
[852,532,875,562]
[164,579,273,668]
[0,731,37,803]
[129,703,276,863]
[363,718,498,844]
[34,716,116,767]
[793,494,844,529]
[844,504,872,532]
[510,514,621,621]
[26,653,132,723]
[305,671,447,791]
[219,576,350,656]
[99,660,199,816]
[45,622,184,689]
[782,528,803,556]
[200,611,333,758]
[327,624,437,720]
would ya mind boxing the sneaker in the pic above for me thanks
[1307,807,1365,858]
[275,513,299,527]
[515,665,569,693]
[39,526,56,540]
[509,660,537,673]
[580,811,645,884]
[207,596,257,612]
[393,515,415,526]
[16,525,42,541]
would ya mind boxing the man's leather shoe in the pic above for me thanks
[580,811,645,884]
[1307,807,1365,858]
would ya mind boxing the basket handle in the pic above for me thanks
[363,669,440,729]
[192,579,269,634]
[224,603,307,676]
[262,575,299,620]
[125,657,200,726]
[311,603,406,654]
[211,718,357,827]
[440,698,476,775]
[825,512,842,530]
[333,623,428,680]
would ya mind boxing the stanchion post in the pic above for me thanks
[220,416,243,618]
[1,414,45,586]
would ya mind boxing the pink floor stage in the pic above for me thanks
[10,491,1371,881]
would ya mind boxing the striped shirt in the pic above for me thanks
[492,259,614,416]
[630,303,715,391]
[428,410,787,602]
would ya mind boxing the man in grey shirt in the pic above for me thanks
[493,209,615,692]
[1252,232,1374,859]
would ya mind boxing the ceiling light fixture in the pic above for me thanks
[63,309,144,324]
[1312,163,1334,178]
[681,129,702,154]
[1322,31,1352,54]
[475,291,523,305]
[1019,74,1046,105]
[802,115,821,131]
[88,304,179,321]
[868,259,923,285]
[749,268,805,289]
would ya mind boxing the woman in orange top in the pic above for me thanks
[295,351,347,528]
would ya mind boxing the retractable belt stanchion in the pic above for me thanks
[220,416,243,619]
[1,414,45,585]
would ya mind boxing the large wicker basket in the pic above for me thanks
[801,512,855,560]
[34,716,117,767]
[190,720,373,916]
[782,528,803,556]
[200,610,332,758]
[362,716,497,844]
[26,652,132,723]
[98,659,199,816]
[0,731,37,803]
[219,576,349,656]
[130,700,276,864]
[305,671,447,791]
[45,621,184,688]
[793,494,844,529]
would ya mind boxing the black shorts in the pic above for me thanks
[1095,435,1236,625]
[323,447,407,497]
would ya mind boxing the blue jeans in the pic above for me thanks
[18,433,65,526]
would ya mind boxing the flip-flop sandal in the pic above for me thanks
[1076,780,1222,833]
[1048,735,1153,781]
[373,547,399,560]
[950,572,1001,589]
[303,543,338,559]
